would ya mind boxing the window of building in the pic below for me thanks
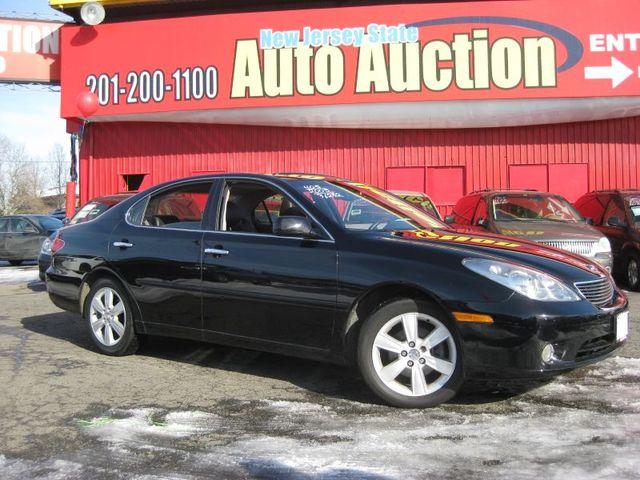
[123,174,146,192]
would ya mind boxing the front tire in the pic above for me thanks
[357,298,463,408]
[626,253,640,291]
[84,278,139,356]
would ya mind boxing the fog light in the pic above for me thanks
[541,343,555,363]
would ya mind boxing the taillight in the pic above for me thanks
[51,235,65,255]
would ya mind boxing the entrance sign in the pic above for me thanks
[59,0,640,119]
[0,19,62,83]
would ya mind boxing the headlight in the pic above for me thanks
[594,236,611,254]
[41,237,52,255]
[463,258,581,302]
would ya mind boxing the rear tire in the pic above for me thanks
[84,278,139,356]
[8,260,23,266]
[357,298,463,408]
[626,253,640,291]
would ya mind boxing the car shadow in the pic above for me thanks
[20,312,544,406]
[27,280,47,292]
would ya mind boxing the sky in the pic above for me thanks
[0,0,71,158]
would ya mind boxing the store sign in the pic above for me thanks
[60,0,640,118]
[0,19,62,83]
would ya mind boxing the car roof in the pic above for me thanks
[0,214,58,219]
[470,189,548,197]
[89,193,134,204]
[584,189,640,195]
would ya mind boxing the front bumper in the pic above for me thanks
[454,293,628,379]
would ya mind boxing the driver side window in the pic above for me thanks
[222,182,310,236]
[603,200,626,227]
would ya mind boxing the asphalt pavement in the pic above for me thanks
[0,263,638,479]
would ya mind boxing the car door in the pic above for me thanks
[108,180,216,336]
[0,218,10,258]
[6,218,43,260]
[201,178,338,350]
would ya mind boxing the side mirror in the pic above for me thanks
[273,216,314,237]
[476,218,487,227]
[584,217,594,225]
[607,216,625,228]
[444,215,455,225]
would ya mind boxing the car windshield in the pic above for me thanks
[492,194,582,223]
[397,194,439,218]
[69,202,111,225]
[285,178,446,232]
[627,197,640,225]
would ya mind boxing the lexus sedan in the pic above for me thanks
[46,174,628,408]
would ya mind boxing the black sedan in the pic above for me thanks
[45,174,629,408]
[0,215,63,266]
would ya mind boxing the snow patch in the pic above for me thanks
[0,267,39,284]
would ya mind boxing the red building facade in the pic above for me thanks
[81,116,640,215]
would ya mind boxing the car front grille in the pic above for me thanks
[574,277,614,307]
[539,240,596,257]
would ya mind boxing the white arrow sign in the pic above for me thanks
[584,57,633,88]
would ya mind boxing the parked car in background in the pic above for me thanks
[574,190,640,290]
[446,190,612,270]
[392,191,442,221]
[48,208,67,222]
[0,215,63,266]
[46,174,627,408]
[39,194,132,281]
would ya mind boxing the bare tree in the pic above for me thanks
[48,143,69,209]
[0,134,9,215]
[0,134,47,214]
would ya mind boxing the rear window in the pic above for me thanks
[35,216,63,230]
[69,202,110,225]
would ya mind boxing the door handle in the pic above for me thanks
[113,241,134,248]
[204,248,229,256]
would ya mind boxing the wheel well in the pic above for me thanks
[342,283,451,364]
[79,268,141,325]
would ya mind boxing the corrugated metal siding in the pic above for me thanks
[81,116,640,215]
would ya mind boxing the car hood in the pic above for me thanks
[492,221,603,242]
[393,228,606,275]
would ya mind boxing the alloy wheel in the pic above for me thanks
[371,312,457,397]
[89,287,127,347]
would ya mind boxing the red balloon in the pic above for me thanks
[76,91,98,117]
